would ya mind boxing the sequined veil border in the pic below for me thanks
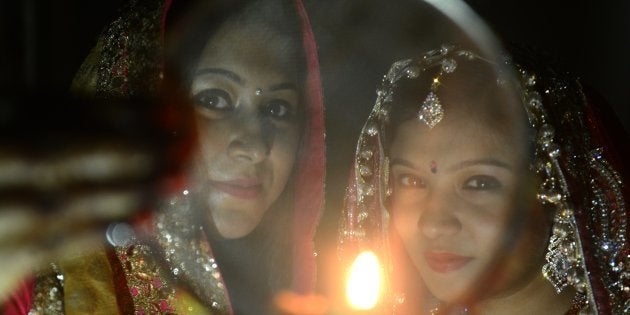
[513,49,629,313]
[112,201,232,314]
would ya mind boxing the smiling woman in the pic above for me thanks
[339,43,629,314]
[152,3,313,312]
[187,17,303,239]
[385,52,550,309]
[2,0,325,314]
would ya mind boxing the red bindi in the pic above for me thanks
[430,161,437,174]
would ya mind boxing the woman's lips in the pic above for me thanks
[424,251,473,273]
[210,179,262,199]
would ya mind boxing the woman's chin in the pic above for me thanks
[211,210,261,239]
[420,267,483,305]
[426,283,471,305]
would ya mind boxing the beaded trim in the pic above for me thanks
[516,64,628,313]
[28,264,64,315]
[154,191,231,313]
[518,70,589,295]
[116,190,232,314]
[116,244,177,314]
[94,0,166,99]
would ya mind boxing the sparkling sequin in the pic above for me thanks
[30,264,64,315]
[539,124,555,141]
[418,92,444,129]
[359,165,373,177]
[357,211,368,222]
[528,95,543,109]
[366,124,378,136]
[364,185,375,196]
[405,66,420,78]
[441,58,457,73]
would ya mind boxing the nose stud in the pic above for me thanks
[255,88,263,96]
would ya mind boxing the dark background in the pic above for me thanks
[1,0,627,125]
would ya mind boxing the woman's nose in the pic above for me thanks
[418,191,462,239]
[226,116,271,164]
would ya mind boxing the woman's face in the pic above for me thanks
[189,26,301,239]
[389,110,548,303]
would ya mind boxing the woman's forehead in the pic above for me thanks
[390,62,525,132]
[197,25,299,77]
[390,116,526,164]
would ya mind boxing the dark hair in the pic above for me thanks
[164,0,306,94]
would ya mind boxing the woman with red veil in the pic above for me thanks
[3,0,325,313]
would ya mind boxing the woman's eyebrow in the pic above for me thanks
[448,159,513,171]
[195,68,243,85]
[269,82,298,92]
[390,158,418,170]
[390,157,513,172]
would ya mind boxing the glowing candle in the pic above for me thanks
[345,250,382,311]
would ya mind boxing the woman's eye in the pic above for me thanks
[263,100,293,120]
[192,89,232,111]
[463,175,502,190]
[397,174,426,188]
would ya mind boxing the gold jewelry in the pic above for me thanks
[417,58,457,128]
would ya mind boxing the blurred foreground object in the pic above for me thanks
[274,291,329,315]
[0,92,194,300]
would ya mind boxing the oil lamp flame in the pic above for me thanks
[345,250,382,310]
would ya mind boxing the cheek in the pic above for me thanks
[477,174,544,255]
[389,191,434,250]
[268,125,300,186]
[469,215,505,253]
[390,201,420,245]
[195,118,229,163]
[471,179,519,216]
[470,204,512,248]
[462,198,518,257]
[515,202,552,258]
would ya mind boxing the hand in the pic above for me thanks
[0,93,194,300]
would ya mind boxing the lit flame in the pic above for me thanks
[345,250,382,310]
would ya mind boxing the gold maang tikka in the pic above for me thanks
[417,58,458,128]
